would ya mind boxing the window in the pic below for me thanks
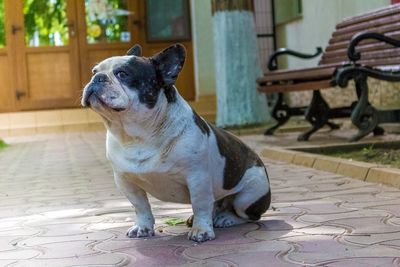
[274,0,302,25]
[145,0,191,42]
[85,0,130,44]
[0,0,4,47]
[24,0,69,47]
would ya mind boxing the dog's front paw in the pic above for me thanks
[126,225,155,238]
[188,227,215,242]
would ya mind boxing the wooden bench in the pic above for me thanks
[257,4,400,142]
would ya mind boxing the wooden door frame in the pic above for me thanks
[7,0,82,111]
[0,0,17,112]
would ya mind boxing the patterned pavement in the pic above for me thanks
[1,131,400,266]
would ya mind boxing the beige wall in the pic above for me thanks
[191,0,216,97]
[276,0,391,69]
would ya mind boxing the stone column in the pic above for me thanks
[212,0,269,127]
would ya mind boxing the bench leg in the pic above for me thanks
[349,74,379,142]
[264,93,291,135]
[373,126,385,136]
[298,90,330,141]
[327,121,340,130]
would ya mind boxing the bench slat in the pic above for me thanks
[333,15,400,38]
[321,31,400,66]
[325,31,400,53]
[321,47,400,65]
[329,22,400,44]
[257,80,334,93]
[258,66,335,83]
[336,4,400,29]
[322,42,398,60]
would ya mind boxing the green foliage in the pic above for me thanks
[23,0,69,46]
[85,0,128,44]
[0,0,5,47]
[0,139,8,150]
[0,0,129,47]
[165,218,186,226]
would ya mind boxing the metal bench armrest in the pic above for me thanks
[336,65,400,88]
[267,47,323,71]
[348,32,400,61]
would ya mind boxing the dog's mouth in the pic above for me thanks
[85,92,126,112]
[83,90,94,107]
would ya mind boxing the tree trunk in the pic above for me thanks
[212,0,269,128]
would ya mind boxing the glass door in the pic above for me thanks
[12,0,81,110]
[77,0,140,86]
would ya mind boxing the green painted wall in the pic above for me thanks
[191,0,216,96]
[276,0,391,69]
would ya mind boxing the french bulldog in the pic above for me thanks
[81,44,271,242]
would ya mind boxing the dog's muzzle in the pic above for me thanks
[82,73,110,107]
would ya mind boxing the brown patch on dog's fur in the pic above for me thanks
[209,125,265,190]
[245,190,271,221]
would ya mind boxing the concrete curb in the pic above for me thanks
[261,147,400,188]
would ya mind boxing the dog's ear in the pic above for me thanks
[151,44,186,86]
[127,44,142,56]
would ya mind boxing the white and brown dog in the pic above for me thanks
[81,44,271,242]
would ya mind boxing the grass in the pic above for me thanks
[322,145,400,168]
[164,218,186,226]
[0,139,7,150]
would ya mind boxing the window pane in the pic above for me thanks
[24,0,69,47]
[0,0,5,47]
[275,0,302,25]
[146,0,190,41]
[85,0,130,44]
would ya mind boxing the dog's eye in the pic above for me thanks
[116,71,128,79]
[92,69,98,75]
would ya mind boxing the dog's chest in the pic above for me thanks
[107,140,167,173]
[125,172,191,203]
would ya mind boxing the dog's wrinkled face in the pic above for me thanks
[81,44,185,120]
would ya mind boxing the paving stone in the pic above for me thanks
[21,231,115,247]
[2,132,400,266]
[183,240,291,260]
[298,209,391,224]
[343,232,400,246]
[282,235,400,265]
[12,253,130,267]
[0,249,41,260]
[324,257,400,267]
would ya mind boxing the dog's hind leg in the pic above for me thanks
[213,167,270,228]
[213,210,247,228]
[232,166,271,223]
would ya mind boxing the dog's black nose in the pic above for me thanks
[93,73,109,83]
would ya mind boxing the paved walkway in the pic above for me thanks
[1,131,400,266]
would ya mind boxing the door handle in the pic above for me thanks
[11,25,22,35]
[66,22,76,37]
[16,90,26,100]
[133,19,142,28]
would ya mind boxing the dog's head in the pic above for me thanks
[81,44,186,120]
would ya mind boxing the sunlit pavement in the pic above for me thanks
[1,131,400,266]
